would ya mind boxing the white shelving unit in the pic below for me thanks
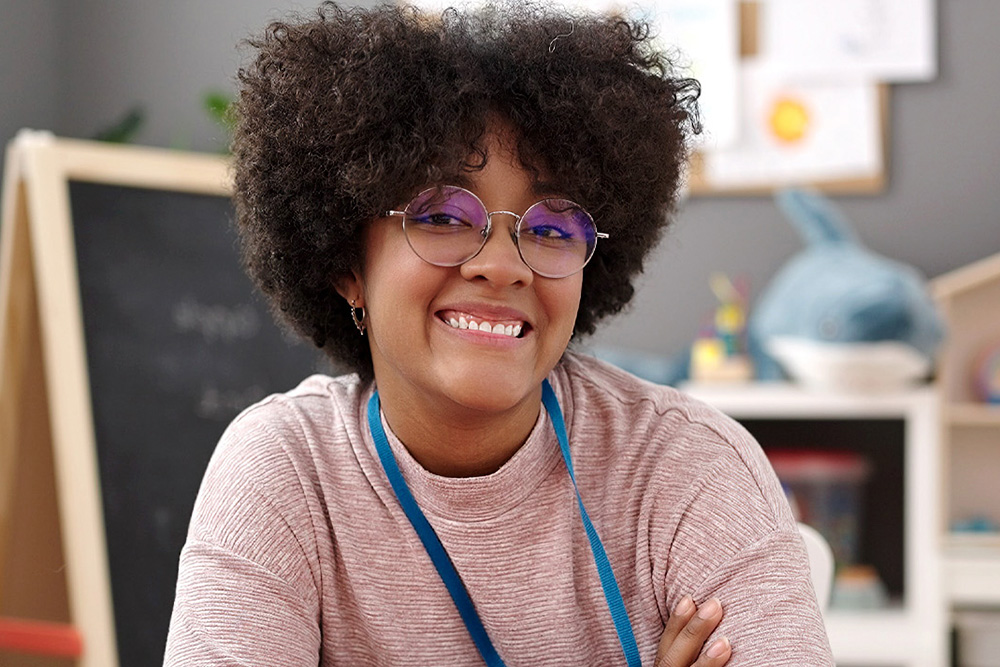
[683,382,947,667]
[932,253,1000,611]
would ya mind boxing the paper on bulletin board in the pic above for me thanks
[555,0,742,149]
[701,62,882,189]
[759,0,936,82]
[651,0,741,150]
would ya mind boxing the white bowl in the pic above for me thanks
[767,337,931,392]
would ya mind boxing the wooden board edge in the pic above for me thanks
[46,135,232,196]
[0,140,31,602]
[20,137,121,667]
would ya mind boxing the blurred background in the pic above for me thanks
[2,0,997,358]
[2,1,999,665]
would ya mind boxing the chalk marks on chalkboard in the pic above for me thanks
[172,296,261,343]
[171,295,277,420]
[170,294,330,420]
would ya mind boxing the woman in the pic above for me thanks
[165,3,833,665]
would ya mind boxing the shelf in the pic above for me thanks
[946,552,1000,606]
[948,532,1000,553]
[684,382,948,666]
[681,382,937,418]
[827,607,942,665]
[946,402,1000,426]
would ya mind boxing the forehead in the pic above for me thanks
[453,128,563,198]
[389,117,569,210]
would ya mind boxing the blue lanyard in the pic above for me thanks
[367,379,641,666]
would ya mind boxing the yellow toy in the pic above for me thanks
[690,273,754,383]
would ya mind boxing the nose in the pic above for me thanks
[459,212,534,287]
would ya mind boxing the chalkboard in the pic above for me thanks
[68,182,328,665]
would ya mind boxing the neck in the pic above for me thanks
[374,382,543,478]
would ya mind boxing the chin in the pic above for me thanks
[435,365,541,415]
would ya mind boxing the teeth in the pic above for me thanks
[444,315,524,338]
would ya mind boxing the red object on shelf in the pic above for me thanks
[0,617,83,658]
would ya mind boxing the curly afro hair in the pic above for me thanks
[232,1,700,381]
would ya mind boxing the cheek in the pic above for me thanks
[543,278,584,336]
[362,226,430,304]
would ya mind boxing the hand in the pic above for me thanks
[653,596,732,667]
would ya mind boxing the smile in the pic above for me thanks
[445,315,524,338]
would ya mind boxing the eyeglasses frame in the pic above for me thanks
[385,185,609,279]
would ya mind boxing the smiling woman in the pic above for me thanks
[163,3,833,666]
[343,126,584,476]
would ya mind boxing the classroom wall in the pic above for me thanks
[0,0,59,155]
[594,0,1000,357]
[2,0,998,362]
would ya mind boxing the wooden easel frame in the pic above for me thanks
[0,131,230,666]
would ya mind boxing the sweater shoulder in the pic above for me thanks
[557,352,789,521]
[189,373,366,552]
[558,352,756,453]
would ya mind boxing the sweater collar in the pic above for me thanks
[362,368,570,522]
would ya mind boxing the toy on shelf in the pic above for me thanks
[592,188,946,390]
[972,341,1000,404]
[768,448,890,609]
[690,273,754,383]
[830,564,890,610]
[749,188,945,391]
[769,449,871,567]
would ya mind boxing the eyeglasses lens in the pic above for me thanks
[402,187,597,278]
[403,187,488,267]
[518,199,596,278]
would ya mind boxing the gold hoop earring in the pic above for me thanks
[350,299,366,336]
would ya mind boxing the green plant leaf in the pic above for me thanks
[93,107,146,143]
[204,91,235,130]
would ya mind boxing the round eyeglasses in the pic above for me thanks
[385,185,608,279]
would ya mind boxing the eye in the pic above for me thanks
[525,223,574,240]
[422,213,468,227]
[408,211,474,233]
[820,319,840,339]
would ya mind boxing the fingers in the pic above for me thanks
[696,636,731,665]
[654,596,730,667]
[657,595,696,652]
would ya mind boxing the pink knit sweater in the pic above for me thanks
[164,353,832,665]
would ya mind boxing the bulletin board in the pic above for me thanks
[685,0,893,196]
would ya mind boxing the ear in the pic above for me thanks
[334,269,365,306]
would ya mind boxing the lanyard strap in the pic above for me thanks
[367,380,640,667]
[540,380,641,667]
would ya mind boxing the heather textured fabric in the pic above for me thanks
[164,352,833,666]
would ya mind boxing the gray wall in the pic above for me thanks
[0,0,58,155]
[595,0,1000,357]
[2,1,998,360]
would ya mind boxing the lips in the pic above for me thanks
[437,308,530,338]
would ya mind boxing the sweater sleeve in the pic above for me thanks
[690,526,832,665]
[658,420,834,666]
[163,406,324,666]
